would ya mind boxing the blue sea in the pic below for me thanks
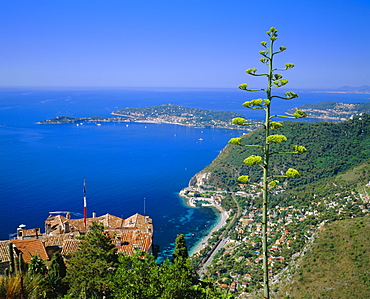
[0,87,368,261]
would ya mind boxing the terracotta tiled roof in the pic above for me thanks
[66,213,126,232]
[106,228,153,256]
[11,239,48,263]
[0,241,17,263]
[42,213,153,257]
[61,239,81,256]
[46,213,137,235]
[41,232,80,247]
[45,215,67,230]
[123,214,153,233]
[21,228,41,238]
[45,213,152,235]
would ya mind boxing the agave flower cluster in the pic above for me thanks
[229,27,307,185]
[228,27,307,299]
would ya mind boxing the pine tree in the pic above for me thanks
[173,234,189,261]
[66,222,118,298]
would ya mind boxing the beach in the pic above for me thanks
[189,204,229,256]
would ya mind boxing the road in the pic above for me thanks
[197,194,241,279]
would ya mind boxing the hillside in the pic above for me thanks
[112,104,261,130]
[196,114,370,195]
[273,216,370,298]
[287,101,370,120]
[187,114,370,296]
[38,104,261,131]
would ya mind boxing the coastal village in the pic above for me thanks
[37,104,261,131]
[180,173,370,294]
[0,212,153,275]
[2,175,369,295]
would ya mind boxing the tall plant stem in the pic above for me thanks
[262,38,274,299]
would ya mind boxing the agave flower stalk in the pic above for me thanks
[228,27,306,299]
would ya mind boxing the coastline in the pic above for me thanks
[189,204,228,256]
[179,188,229,256]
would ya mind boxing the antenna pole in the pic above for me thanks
[83,180,87,229]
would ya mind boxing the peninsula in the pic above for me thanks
[287,101,370,121]
[36,115,130,124]
[38,104,261,131]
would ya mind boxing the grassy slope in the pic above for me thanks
[274,216,370,299]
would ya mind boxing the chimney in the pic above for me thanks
[66,212,71,219]
[92,211,97,218]
[17,224,26,240]
[64,221,70,233]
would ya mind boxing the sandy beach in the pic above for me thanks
[189,205,229,256]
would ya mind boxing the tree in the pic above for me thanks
[28,255,47,277]
[228,27,307,298]
[110,234,232,298]
[110,252,162,299]
[159,258,198,299]
[66,222,118,298]
[173,234,189,261]
[48,251,67,296]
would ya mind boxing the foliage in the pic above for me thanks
[110,249,232,298]
[110,252,163,298]
[65,222,118,298]
[9,242,15,275]
[173,234,189,261]
[286,100,370,120]
[47,252,67,297]
[201,114,370,195]
[0,273,50,299]
[57,222,231,298]
[28,255,47,277]
[0,238,232,298]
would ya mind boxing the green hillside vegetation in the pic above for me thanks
[280,158,370,205]
[273,216,370,298]
[188,114,370,296]
[37,115,129,124]
[113,104,245,122]
[38,104,261,130]
[287,101,370,120]
[199,114,370,195]
[113,104,261,129]
[289,100,370,112]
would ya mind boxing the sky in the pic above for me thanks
[0,0,369,89]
